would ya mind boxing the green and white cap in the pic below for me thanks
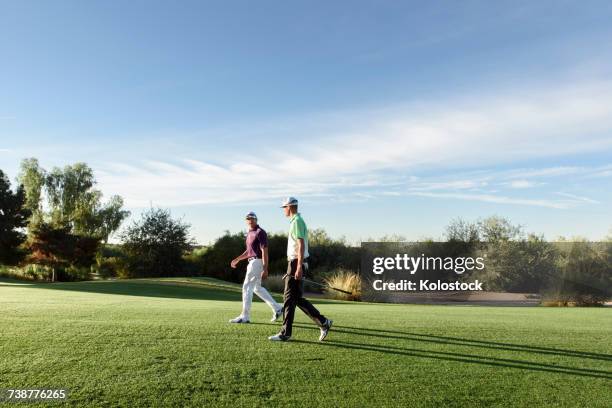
[280,197,298,207]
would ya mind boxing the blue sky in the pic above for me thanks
[1,1,612,244]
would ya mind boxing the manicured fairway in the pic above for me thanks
[0,277,610,407]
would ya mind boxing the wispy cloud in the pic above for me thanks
[95,79,612,208]
[555,192,600,204]
[504,180,539,189]
[408,192,573,209]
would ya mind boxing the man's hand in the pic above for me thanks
[294,264,303,280]
[261,266,269,280]
[230,259,239,268]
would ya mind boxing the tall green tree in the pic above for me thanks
[17,158,45,228]
[45,163,95,228]
[17,159,130,241]
[97,195,130,243]
[0,170,31,264]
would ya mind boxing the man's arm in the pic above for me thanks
[261,245,269,279]
[295,238,304,280]
[231,250,249,268]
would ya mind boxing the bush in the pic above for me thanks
[26,222,99,281]
[121,208,193,278]
[183,246,209,276]
[469,237,558,293]
[262,274,285,293]
[1,264,41,281]
[55,265,91,282]
[200,232,248,282]
[94,257,126,279]
[198,229,360,284]
[542,241,611,306]
[323,269,362,301]
[0,264,55,281]
[92,244,129,279]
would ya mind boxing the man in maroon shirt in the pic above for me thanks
[229,211,282,323]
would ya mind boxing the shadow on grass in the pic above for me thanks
[251,322,612,379]
[330,324,612,362]
[293,339,612,380]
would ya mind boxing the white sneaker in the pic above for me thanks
[229,316,250,323]
[271,308,282,322]
[319,319,333,341]
[268,333,290,341]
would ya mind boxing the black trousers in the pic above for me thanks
[280,259,326,337]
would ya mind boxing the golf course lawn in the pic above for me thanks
[0,277,610,407]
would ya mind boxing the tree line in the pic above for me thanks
[1,159,130,280]
[1,159,610,305]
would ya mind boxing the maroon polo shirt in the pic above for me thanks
[245,226,268,258]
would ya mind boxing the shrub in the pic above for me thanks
[323,269,362,301]
[542,241,611,306]
[262,274,285,293]
[0,264,54,281]
[56,265,91,282]
[121,208,193,278]
[198,229,360,284]
[27,222,99,281]
[94,257,126,279]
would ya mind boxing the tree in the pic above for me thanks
[17,158,45,228]
[445,218,480,243]
[45,163,96,228]
[478,235,558,292]
[545,241,612,305]
[97,195,130,243]
[28,222,99,281]
[28,223,99,268]
[17,159,129,240]
[478,216,523,242]
[0,170,31,264]
[121,208,193,277]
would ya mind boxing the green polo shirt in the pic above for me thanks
[287,213,309,260]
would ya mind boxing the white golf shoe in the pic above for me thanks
[319,319,333,341]
[268,333,290,341]
[229,316,250,323]
[271,308,282,322]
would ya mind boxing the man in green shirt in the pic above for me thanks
[269,197,332,342]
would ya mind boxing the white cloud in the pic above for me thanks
[555,192,600,204]
[506,180,538,189]
[500,167,583,179]
[409,192,573,209]
[95,79,612,208]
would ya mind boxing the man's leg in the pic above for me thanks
[296,279,327,326]
[296,278,332,340]
[239,261,257,321]
[251,260,282,313]
[279,263,299,338]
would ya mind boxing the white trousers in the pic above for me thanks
[240,259,281,320]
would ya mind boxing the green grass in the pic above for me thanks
[0,277,610,407]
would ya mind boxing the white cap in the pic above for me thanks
[280,197,298,207]
[245,211,257,220]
